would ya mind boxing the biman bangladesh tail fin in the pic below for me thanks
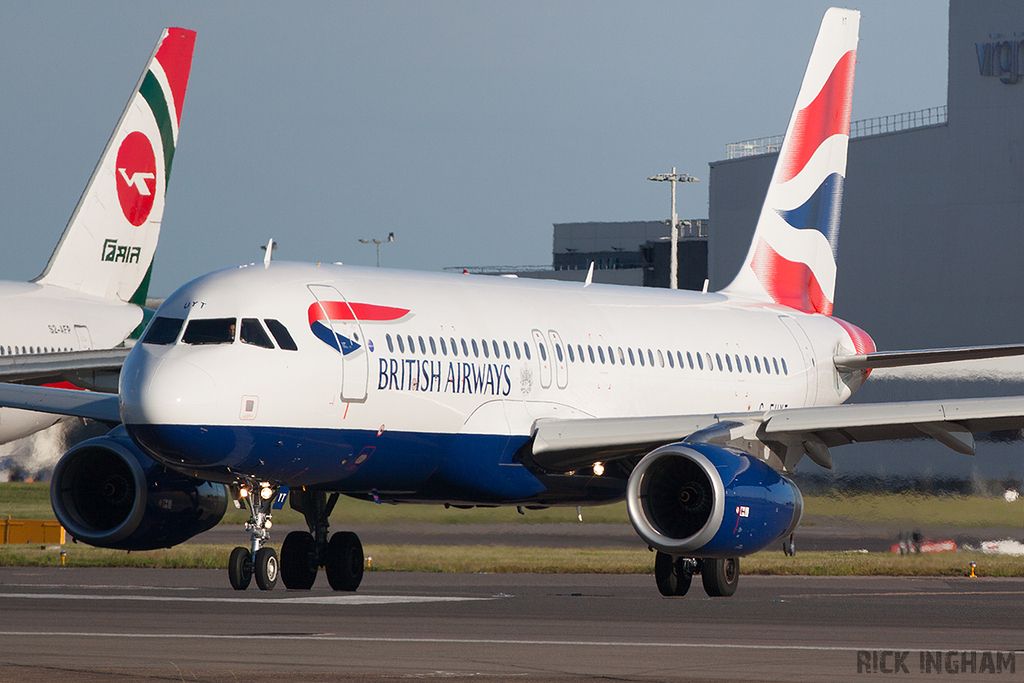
[722,8,859,316]
[34,27,196,302]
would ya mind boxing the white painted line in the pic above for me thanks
[0,593,488,605]
[0,631,1018,655]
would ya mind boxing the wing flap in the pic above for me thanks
[529,396,1024,474]
[0,348,130,382]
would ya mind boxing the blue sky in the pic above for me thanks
[0,2,948,296]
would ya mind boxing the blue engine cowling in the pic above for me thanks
[50,425,228,550]
[626,442,802,557]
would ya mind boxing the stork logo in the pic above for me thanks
[115,131,157,227]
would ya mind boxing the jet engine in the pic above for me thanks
[50,425,228,550]
[627,442,802,557]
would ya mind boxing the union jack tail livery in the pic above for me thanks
[35,28,196,304]
[722,8,859,316]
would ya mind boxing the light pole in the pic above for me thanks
[359,232,394,267]
[648,168,698,289]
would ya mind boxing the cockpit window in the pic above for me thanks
[265,319,298,351]
[182,318,236,345]
[142,317,185,345]
[240,318,274,349]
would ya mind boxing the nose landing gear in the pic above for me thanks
[228,480,280,591]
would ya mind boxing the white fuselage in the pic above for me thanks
[120,262,870,500]
[0,280,142,442]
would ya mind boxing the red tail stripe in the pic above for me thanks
[154,28,197,127]
[778,50,856,184]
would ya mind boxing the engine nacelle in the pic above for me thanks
[50,425,228,550]
[627,442,802,557]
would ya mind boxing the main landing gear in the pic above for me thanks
[227,485,364,592]
[654,552,739,597]
[278,489,364,592]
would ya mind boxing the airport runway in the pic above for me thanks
[0,568,1021,682]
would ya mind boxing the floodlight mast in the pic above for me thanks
[648,168,698,289]
[358,232,395,267]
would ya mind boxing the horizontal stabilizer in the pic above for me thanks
[833,344,1024,372]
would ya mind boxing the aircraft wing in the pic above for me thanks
[833,343,1024,371]
[530,395,1024,473]
[0,383,121,424]
[0,348,130,383]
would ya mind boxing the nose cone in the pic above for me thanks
[120,345,216,427]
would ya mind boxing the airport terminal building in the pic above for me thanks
[708,0,1024,479]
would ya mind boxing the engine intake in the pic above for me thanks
[627,442,802,557]
[51,426,228,550]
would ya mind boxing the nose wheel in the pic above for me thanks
[228,480,280,591]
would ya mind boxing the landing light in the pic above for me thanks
[593,462,605,477]
[260,486,274,500]
[239,487,249,498]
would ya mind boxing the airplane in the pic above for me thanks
[0,28,196,444]
[4,8,1024,597]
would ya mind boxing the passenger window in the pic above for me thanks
[608,346,616,365]
[745,356,752,373]
[567,345,575,362]
[143,317,185,345]
[492,340,500,358]
[182,318,236,345]
[598,346,605,364]
[763,356,771,374]
[687,351,694,369]
[451,338,459,356]
[696,352,703,370]
[419,336,427,354]
[539,343,547,361]
[781,358,788,375]
[461,339,469,356]
[773,358,780,374]
[408,335,416,354]
[588,345,595,363]
[734,354,741,372]
[667,350,673,368]
[265,320,297,351]
[430,337,437,354]
[440,337,448,355]
[470,339,478,357]
[555,344,563,362]
[514,341,521,360]
[725,355,733,372]
[754,356,761,373]
[657,350,664,368]
[240,318,274,349]
[481,339,489,358]
[398,335,406,353]
[638,349,645,367]
[577,344,584,362]
[617,347,624,365]
[715,353,723,371]
[504,341,511,359]
[647,349,655,366]
[386,334,394,352]
[524,343,531,360]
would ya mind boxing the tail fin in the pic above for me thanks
[721,8,859,316]
[34,27,196,301]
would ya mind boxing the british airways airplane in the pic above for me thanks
[0,28,195,444]
[5,9,1024,597]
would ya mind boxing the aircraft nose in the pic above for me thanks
[120,346,216,427]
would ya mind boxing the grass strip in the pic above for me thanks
[1,544,1020,577]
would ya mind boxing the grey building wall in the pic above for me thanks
[708,0,1024,479]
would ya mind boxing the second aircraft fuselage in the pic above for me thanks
[120,262,874,505]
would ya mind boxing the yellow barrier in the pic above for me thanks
[1,517,65,545]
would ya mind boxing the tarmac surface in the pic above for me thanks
[0,567,1021,682]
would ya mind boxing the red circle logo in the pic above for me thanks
[115,131,157,227]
